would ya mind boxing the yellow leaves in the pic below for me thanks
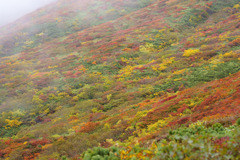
[134,29,141,33]
[218,31,231,41]
[104,123,111,129]
[120,144,154,160]
[151,66,158,71]
[52,118,62,124]
[48,65,58,69]
[106,8,115,13]
[91,108,102,113]
[78,66,87,72]
[174,78,182,81]
[32,95,44,104]
[189,120,205,129]
[223,51,237,58]
[139,43,155,53]
[72,125,79,131]
[179,97,203,108]
[107,94,112,101]
[151,142,157,150]
[72,96,79,102]
[24,40,34,46]
[106,138,114,145]
[209,50,237,66]
[118,65,134,79]
[162,57,175,64]
[121,57,130,64]
[55,17,62,22]
[10,110,24,118]
[138,84,154,97]
[57,137,65,142]
[183,49,200,57]
[147,115,173,133]
[42,144,53,149]
[43,108,50,114]
[134,110,149,120]
[89,72,102,78]
[81,41,88,45]
[120,150,127,159]
[209,58,224,65]
[147,119,167,132]
[153,64,167,71]
[36,32,44,37]
[122,48,132,52]
[233,3,240,9]
[158,29,165,33]
[151,57,175,71]
[155,34,161,38]
[173,69,186,75]
[5,119,22,129]
[69,119,80,124]
[77,92,88,99]
[120,9,126,13]
[58,92,69,97]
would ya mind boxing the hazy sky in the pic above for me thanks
[0,0,58,27]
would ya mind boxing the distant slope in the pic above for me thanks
[0,0,156,57]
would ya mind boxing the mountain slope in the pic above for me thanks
[0,0,156,57]
[0,0,240,159]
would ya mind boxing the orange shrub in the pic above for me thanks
[77,122,100,133]
[229,38,240,46]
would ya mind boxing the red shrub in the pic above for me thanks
[160,95,177,103]
[30,138,51,147]
[229,38,240,46]
[77,122,100,133]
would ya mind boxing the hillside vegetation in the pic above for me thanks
[0,0,240,159]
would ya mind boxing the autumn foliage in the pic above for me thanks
[0,0,240,159]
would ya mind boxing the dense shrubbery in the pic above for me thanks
[83,146,120,160]
[82,123,240,160]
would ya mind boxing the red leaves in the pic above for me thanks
[177,116,190,125]
[177,104,188,114]
[229,38,240,47]
[184,41,195,48]
[68,116,78,121]
[160,95,177,103]
[206,1,213,7]
[39,94,48,101]
[29,138,51,147]
[134,66,146,72]
[77,122,100,133]
[213,136,230,147]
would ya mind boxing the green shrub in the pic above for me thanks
[83,146,120,160]
[237,118,240,126]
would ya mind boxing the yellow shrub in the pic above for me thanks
[233,4,240,9]
[139,43,155,53]
[183,49,200,57]
[5,119,22,129]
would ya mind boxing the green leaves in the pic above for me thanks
[83,146,120,160]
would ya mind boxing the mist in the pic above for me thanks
[0,0,58,27]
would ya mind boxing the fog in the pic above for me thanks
[0,0,58,27]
